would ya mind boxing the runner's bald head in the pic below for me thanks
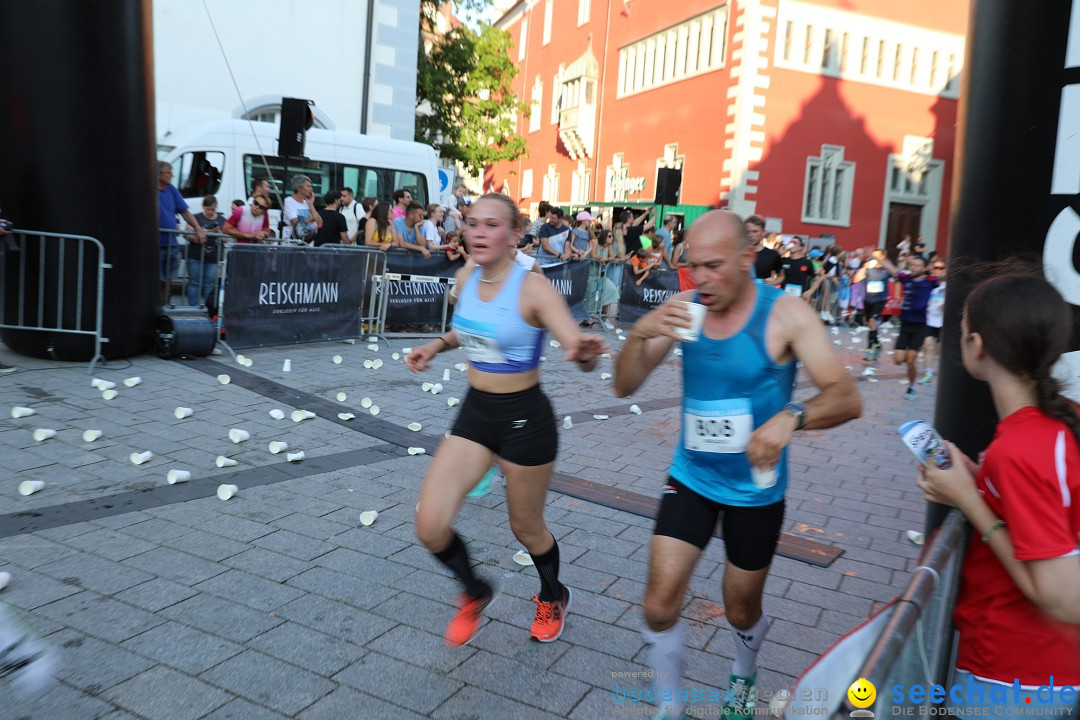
[686,210,750,250]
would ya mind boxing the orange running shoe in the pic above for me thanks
[445,590,495,648]
[530,586,572,642]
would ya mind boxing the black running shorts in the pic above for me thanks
[895,322,929,351]
[864,300,887,320]
[451,385,558,466]
[653,478,785,571]
[925,326,940,340]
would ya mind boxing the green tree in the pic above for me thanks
[417,14,527,175]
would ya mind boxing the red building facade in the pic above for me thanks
[488,0,969,254]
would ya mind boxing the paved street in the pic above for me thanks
[1,322,934,720]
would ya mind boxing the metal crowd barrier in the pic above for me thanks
[836,509,968,719]
[0,229,110,374]
[319,243,389,341]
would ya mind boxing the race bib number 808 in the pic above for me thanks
[684,397,753,454]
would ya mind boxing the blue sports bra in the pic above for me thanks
[451,263,545,373]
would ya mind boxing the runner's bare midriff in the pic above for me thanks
[467,367,541,394]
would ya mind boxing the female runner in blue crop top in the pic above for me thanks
[406,193,609,648]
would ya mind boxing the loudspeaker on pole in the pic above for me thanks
[655,167,682,205]
[278,98,315,158]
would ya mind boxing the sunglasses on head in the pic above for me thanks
[254,202,269,210]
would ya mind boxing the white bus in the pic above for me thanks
[159,119,440,235]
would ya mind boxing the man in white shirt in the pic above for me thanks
[338,187,362,242]
[283,175,322,241]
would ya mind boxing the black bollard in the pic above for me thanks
[0,0,158,360]
[930,0,1080,531]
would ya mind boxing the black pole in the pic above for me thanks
[930,0,1080,532]
[0,0,158,359]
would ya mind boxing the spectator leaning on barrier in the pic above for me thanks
[392,187,412,220]
[569,211,594,261]
[158,161,205,306]
[393,201,430,258]
[422,204,445,247]
[223,196,273,244]
[184,194,224,308]
[314,191,349,246]
[338,187,362,242]
[655,214,677,257]
[283,174,321,241]
[364,201,395,251]
[248,176,272,207]
[536,207,570,265]
[531,201,553,239]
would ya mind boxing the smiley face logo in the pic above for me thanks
[848,678,876,709]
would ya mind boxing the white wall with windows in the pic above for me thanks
[154,0,418,143]
[773,0,964,98]
[616,5,728,98]
[802,145,855,227]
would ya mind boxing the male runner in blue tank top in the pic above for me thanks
[615,211,862,718]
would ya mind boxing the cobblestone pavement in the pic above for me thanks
[0,321,935,720]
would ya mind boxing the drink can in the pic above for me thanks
[898,420,952,469]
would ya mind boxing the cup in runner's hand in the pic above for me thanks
[672,301,707,342]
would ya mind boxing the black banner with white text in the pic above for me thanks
[384,251,464,325]
[541,261,591,322]
[223,245,367,349]
[617,268,681,323]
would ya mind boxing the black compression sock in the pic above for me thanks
[531,535,564,602]
[433,532,491,600]
[868,329,878,347]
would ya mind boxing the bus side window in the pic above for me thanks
[176,151,224,196]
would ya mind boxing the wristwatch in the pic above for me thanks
[783,401,808,431]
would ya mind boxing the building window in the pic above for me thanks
[802,145,854,226]
[529,77,542,133]
[542,164,560,203]
[616,5,728,98]
[522,169,534,198]
[578,0,590,26]
[775,1,964,98]
[519,18,528,61]
[551,67,564,124]
[543,0,553,46]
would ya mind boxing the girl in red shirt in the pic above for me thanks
[919,273,1079,705]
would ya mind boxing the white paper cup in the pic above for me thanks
[228,428,251,443]
[422,382,433,392]
[91,378,116,391]
[372,359,383,369]
[407,422,422,432]
[751,466,778,489]
[447,397,459,407]
[0,571,10,590]
[333,355,343,364]
[10,406,35,419]
[455,363,468,371]
[217,484,239,500]
[512,550,534,566]
[359,510,379,526]
[82,429,103,443]
[32,429,56,442]
[629,404,643,415]
[18,480,45,496]
[392,353,400,360]
[123,377,142,388]
[367,344,379,352]
[286,451,305,462]
[563,416,573,429]
[369,405,380,415]
[242,357,254,367]
[167,469,191,484]
[360,397,372,409]
[101,389,119,401]
[407,447,426,455]
[673,301,707,342]
[338,413,355,420]
[174,407,193,419]
[431,383,442,394]
[363,360,374,369]
[282,359,291,372]
[130,451,153,465]
[600,372,612,380]
[403,347,412,354]
[336,392,347,402]
[217,374,231,385]
[268,441,289,454]
[215,455,238,468]
[236,354,247,365]
[442,369,451,381]
[269,409,286,420]
[291,410,315,422]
